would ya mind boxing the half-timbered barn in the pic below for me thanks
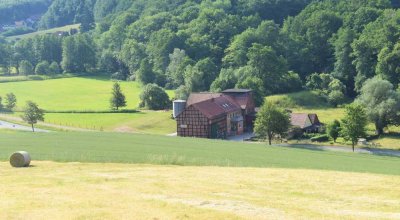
[176,89,256,139]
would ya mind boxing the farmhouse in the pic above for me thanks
[290,113,323,133]
[175,89,256,139]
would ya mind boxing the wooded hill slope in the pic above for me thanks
[0,0,52,25]
[1,0,400,104]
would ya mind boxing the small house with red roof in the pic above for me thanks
[176,89,256,139]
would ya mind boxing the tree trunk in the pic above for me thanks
[31,124,35,132]
[375,123,384,136]
[268,133,272,145]
[352,141,355,152]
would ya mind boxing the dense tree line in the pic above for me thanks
[0,0,51,25]
[2,0,400,105]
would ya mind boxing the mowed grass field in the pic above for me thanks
[0,76,173,111]
[0,131,399,175]
[6,24,81,41]
[44,111,176,134]
[1,161,399,220]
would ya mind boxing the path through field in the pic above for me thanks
[0,120,49,132]
[1,162,399,220]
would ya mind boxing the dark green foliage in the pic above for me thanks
[327,120,341,142]
[19,60,34,75]
[110,82,127,110]
[3,0,400,97]
[136,58,156,85]
[310,134,330,143]
[356,77,400,135]
[255,101,291,145]
[341,103,368,151]
[0,96,3,111]
[139,83,170,110]
[61,34,96,73]
[39,0,96,29]
[35,61,50,75]
[49,62,62,74]
[1,27,34,37]
[5,93,17,111]
[21,101,44,132]
[0,0,51,25]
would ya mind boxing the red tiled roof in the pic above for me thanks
[192,96,241,119]
[186,93,222,106]
[222,90,252,109]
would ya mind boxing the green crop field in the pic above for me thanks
[0,131,399,175]
[0,76,174,111]
[6,24,81,41]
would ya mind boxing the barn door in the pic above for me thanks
[211,123,218,139]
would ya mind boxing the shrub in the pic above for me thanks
[139,84,170,110]
[310,134,329,142]
[35,61,50,75]
[110,72,126,80]
[49,62,62,74]
[19,60,34,75]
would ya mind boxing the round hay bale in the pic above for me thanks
[9,151,31,168]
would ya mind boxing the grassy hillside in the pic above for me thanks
[6,24,80,41]
[1,161,399,219]
[0,131,399,175]
[267,91,400,150]
[0,76,174,111]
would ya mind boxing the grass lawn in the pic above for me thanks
[44,111,176,134]
[6,24,81,41]
[0,75,174,111]
[0,131,399,175]
[1,161,399,220]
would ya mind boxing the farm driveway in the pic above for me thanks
[0,120,49,132]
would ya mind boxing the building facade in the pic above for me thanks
[176,89,255,139]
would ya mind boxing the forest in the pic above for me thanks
[0,0,52,25]
[1,0,400,105]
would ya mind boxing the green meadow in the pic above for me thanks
[44,111,176,134]
[0,131,399,175]
[6,24,81,41]
[0,76,174,111]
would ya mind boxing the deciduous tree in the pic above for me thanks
[357,77,400,135]
[341,104,368,151]
[22,101,44,132]
[5,93,17,111]
[254,101,290,145]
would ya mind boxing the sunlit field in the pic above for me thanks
[1,161,399,220]
[0,76,174,111]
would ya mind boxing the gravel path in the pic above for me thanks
[0,120,49,132]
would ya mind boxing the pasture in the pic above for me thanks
[1,161,399,220]
[6,24,81,41]
[0,75,174,111]
[44,111,176,134]
[0,131,399,175]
